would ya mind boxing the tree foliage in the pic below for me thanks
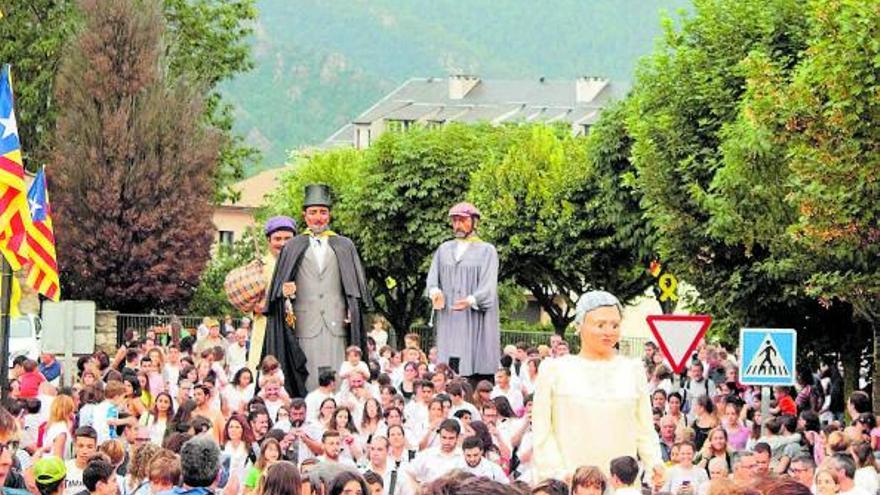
[0,0,256,196]
[51,0,220,313]
[188,229,262,317]
[0,1,79,170]
[469,125,652,332]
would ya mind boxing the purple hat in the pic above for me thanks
[448,202,481,219]
[264,216,296,237]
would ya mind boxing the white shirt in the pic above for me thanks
[305,389,334,423]
[841,485,873,495]
[44,422,71,459]
[456,457,508,483]
[491,385,524,413]
[449,401,481,422]
[405,447,461,483]
[226,344,248,378]
[63,460,85,495]
[309,236,329,271]
[854,467,879,495]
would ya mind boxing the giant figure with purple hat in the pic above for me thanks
[426,202,500,386]
[265,184,372,394]
[246,215,298,374]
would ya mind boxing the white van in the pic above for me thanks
[8,314,41,366]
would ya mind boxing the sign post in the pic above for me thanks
[739,328,797,434]
[646,315,713,373]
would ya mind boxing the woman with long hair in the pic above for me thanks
[472,380,494,411]
[328,471,369,495]
[359,398,383,446]
[223,414,257,481]
[43,394,75,458]
[169,399,197,435]
[243,438,281,495]
[417,399,447,451]
[329,407,362,462]
[124,374,147,418]
[721,398,751,451]
[225,367,256,415]
[140,391,175,445]
[316,398,337,429]
[136,370,153,409]
[522,357,541,396]
[387,424,414,467]
[694,427,732,472]
[125,442,161,495]
[255,461,300,495]
[399,362,419,401]
[692,395,718,451]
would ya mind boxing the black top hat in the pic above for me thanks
[303,184,333,209]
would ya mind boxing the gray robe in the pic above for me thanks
[425,240,501,376]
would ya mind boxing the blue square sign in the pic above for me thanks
[739,328,797,386]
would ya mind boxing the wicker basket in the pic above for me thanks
[224,259,266,313]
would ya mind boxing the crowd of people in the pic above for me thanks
[0,314,876,495]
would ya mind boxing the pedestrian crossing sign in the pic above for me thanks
[739,328,797,386]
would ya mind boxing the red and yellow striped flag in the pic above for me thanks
[0,65,30,270]
[25,166,59,300]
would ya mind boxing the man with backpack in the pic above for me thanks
[681,361,715,419]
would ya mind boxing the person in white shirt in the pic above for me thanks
[609,456,642,495]
[226,328,249,380]
[405,419,462,489]
[316,430,357,468]
[338,346,370,393]
[662,441,709,494]
[64,426,98,495]
[457,435,508,483]
[305,371,337,424]
[490,368,523,415]
[447,382,480,422]
[403,380,433,429]
[852,442,879,495]
[361,436,403,495]
[828,452,872,495]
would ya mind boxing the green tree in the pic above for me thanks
[709,0,880,400]
[626,0,872,391]
[0,0,256,194]
[0,1,78,170]
[348,124,504,344]
[470,124,652,333]
[188,229,263,317]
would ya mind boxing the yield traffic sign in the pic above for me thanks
[646,315,712,373]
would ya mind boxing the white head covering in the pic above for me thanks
[574,290,621,326]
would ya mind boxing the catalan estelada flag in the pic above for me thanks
[0,65,30,270]
[25,166,59,300]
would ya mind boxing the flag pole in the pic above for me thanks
[0,256,11,401]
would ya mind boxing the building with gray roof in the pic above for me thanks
[323,75,620,149]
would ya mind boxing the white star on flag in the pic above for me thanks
[0,110,18,140]
[29,198,42,216]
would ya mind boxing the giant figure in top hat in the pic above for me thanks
[264,184,372,395]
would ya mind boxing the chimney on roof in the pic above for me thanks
[448,75,480,100]
[576,76,609,103]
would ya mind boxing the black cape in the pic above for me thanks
[263,233,373,397]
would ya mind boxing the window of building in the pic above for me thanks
[581,124,591,135]
[219,230,234,246]
[386,119,413,133]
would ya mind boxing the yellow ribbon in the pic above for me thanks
[658,274,679,302]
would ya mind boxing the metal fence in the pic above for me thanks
[116,314,243,346]
[116,313,649,358]
[408,325,650,359]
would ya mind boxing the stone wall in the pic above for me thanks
[94,310,118,354]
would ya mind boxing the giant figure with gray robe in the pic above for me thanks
[426,202,500,382]
[265,184,372,394]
